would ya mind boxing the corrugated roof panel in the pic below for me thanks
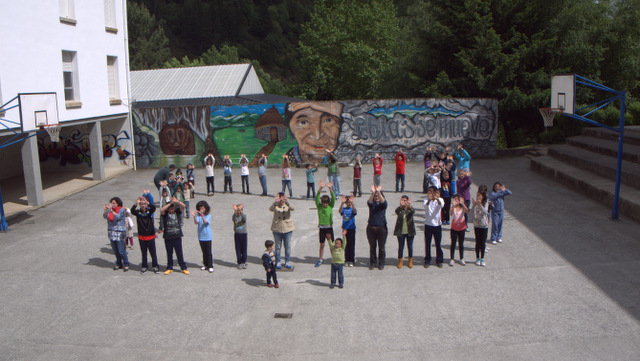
[130,64,264,102]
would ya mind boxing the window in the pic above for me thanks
[62,51,81,108]
[107,56,121,104]
[104,0,117,32]
[59,0,76,24]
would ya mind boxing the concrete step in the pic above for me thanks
[566,135,640,164]
[531,155,640,223]
[547,144,640,190]
[581,126,640,146]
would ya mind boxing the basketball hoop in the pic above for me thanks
[539,107,562,128]
[42,124,61,142]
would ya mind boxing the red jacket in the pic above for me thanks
[373,157,383,175]
[395,152,405,174]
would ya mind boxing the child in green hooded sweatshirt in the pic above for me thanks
[315,180,335,267]
[327,233,346,289]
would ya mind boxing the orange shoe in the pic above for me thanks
[182,270,190,275]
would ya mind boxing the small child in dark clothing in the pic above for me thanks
[262,240,279,288]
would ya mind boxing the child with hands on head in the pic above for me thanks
[161,196,189,275]
[394,195,416,268]
[327,232,346,289]
[191,200,213,273]
[131,194,159,274]
[339,193,357,267]
[449,194,470,266]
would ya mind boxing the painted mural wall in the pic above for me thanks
[132,98,498,168]
[36,118,133,171]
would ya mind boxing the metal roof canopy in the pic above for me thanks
[130,64,265,103]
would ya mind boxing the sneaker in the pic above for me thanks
[285,263,292,269]
[475,259,481,266]
[140,267,148,274]
[330,284,335,289]
[274,283,279,288]
[449,259,455,266]
[237,264,243,270]
[123,266,129,272]
[339,285,344,289]
[459,259,466,266]
[201,266,207,271]
[153,266,160,274]
[164,269,172,275]
[491,240,498,244]
[276,262,282,269]
[315,260,323,267]
[497,239,503,243]
[481,259,486,267]
[436,263,443,268]
[182,270,190,275]
[424,262,430,268]
[242,263,247,269]
[268,283,274,288]
[208,268,214,273]
[378,264,385,270]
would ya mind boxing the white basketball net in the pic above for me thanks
[44,124,61,142]
[539,108,558,128]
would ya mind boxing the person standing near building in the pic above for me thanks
[153,164,175,201]
[395,149,406,193]
[366,184,387,270]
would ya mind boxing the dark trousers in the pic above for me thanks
[165,237,186,270]
[395,173,405,192]
[344,228,356,263]
[366,225,387,266]
[331,263,344,286]
[353,178,362,196]
[266,267,278,285]
[464,200,470,225]
[224,175,233,192]
[139,238,159,268]
[199,240,213,268]
[397,234,414,258]
[424,225,443,264]
[306,182,315,199]
[206,176,214,194]
[450,229,465,259]
[234,233,248,264]
[241,175,249,193]
[441,196,451,222]
[319,227,334,244]
[474,227,488,259]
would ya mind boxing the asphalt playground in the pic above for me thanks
[1,156,639,360]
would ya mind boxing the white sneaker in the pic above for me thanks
[449,259,455,266]
[491,240,498,245]
[497,239,503,243]
[208,268,214,273]
[200,266,207,271]
[481,259,486,267]
[475,259,481,266]
[459,259,466,266]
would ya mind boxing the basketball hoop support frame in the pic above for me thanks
[546,74,626,220]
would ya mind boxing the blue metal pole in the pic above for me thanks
[611,92,625,220]
[0,184,8,232]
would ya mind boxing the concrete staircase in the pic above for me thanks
[530,126,640,223]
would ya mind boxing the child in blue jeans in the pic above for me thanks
[488,182,512,244]
[327,233,346,289]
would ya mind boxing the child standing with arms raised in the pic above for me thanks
[131,195,159,274]
[305,163,318,200]
[191,200,213,273]
[161,197,189,275]
[327,234,346,289]
[240,154,250,194]
[314,180,336,267]
[232,204,248,269]
[204,153,215,196]
[373,153,383,187]
[281,155,292,197]
[339,194,357,267]
[223,155,233,193]
[353,156,362,197]
[489,182,512,244]
[449,194,469,266]
[394,195,416,268]
[103,197,129,271]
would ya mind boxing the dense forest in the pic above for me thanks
[128,0,640,147]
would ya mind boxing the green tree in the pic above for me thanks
[127,1,171,70]
[297,0,400,100]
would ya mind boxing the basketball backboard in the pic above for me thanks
[551,74,575,114]
[18,93,59,132]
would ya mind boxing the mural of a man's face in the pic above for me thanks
[288,103,342,162]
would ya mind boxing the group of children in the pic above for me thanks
[105,145,511,289]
